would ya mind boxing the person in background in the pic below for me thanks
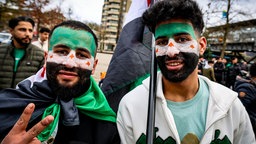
[116,0,255,143]
[226,56,242,89]
[32,27,50,52]
[202,60,216,82]
[0,20,120,144]
[234,62,256,137]
[0,16,45,90]
[197,55,206,75]
[213,56,225,85]
[99,71,106,87]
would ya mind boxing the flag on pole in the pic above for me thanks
[101,0,153,112]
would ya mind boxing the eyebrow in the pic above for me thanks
[155,36,168,40]
[54,44,69,49]
[76,47,91,54]
[173,32,191,36]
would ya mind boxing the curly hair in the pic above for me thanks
[142,0,204,35]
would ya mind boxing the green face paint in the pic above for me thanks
[49,27,97,56]
[155,22,196,40]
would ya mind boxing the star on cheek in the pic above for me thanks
[86,61,91,67]
[69,54,75,59]
[190,44,195,49]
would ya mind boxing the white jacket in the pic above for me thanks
[32,39,48,52]
[117,73,256,144]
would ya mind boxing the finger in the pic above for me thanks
[24,115,54,142]
[10,103,35,134]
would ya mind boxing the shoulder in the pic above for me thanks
[235,80,254,91]
[199,76,238,106]
[28,44,45,55]
[119,84,148,108]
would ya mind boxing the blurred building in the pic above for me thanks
[206,19,256,62]
[100,0,131,51]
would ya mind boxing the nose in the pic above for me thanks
[167,42,180,57]
[62,54,78,68]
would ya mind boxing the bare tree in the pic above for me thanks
[203,0,255,58]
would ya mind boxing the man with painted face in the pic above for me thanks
[0,20,120,144]
[116,0,256,143]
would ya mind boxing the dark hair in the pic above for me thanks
[8,16,35,29]
[231,56,237,61]
[208,60,214,64]
[39,27,51,33]
[142,0,204,35]
[250,63,256,77]
[49,20,98,48]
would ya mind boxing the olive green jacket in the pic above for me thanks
[0,42,45,89]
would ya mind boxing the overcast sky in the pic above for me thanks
[48,0,256,26]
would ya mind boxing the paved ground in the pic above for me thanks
[92,52,113,82]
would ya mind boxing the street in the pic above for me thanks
[92,52,113,82]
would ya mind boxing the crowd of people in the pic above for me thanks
[198,56,251,89]
[0,0,255,143]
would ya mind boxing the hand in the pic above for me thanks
[1,103,54,144]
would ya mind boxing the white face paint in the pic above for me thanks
[47,50,95,70]
[155,38,199,57]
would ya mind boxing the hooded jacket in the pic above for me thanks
[234,79,256,137]
[117,73,256,144]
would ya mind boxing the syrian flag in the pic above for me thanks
[101,0,153,112]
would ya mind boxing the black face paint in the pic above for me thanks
[157,52,199,82]
[46,62,92,101]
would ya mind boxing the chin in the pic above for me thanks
[46,62,92,101]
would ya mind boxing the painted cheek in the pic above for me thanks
[177,40,199,56]
[155,39,199,57]
[155,39,180,57]
[47,51,67,64]
[75,57,94,70]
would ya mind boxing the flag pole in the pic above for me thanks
[146,0,156,143]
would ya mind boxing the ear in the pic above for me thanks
[198,36,207,55]
[9,28,14,35]
[91,58,98,75]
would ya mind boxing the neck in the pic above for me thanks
[13,40,25,49]
[162,70,199,102]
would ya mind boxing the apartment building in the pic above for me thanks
[100,0,131,51]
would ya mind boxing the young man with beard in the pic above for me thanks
[32,27,51,52]
[0,16,45,90]
[0,20,120,144]
[116,0,256,143]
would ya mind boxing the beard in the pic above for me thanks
[13,35,31,47]
[157,52,199,83]
[46,62,92,101]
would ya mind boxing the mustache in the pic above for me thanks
[164,53,185,61]
[56,64,79,73]
[46,62,92,78]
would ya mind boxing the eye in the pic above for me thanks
[174,35,192,43]
[76,52,90,59]
[53,49,69,56]
[155,39,168,46]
